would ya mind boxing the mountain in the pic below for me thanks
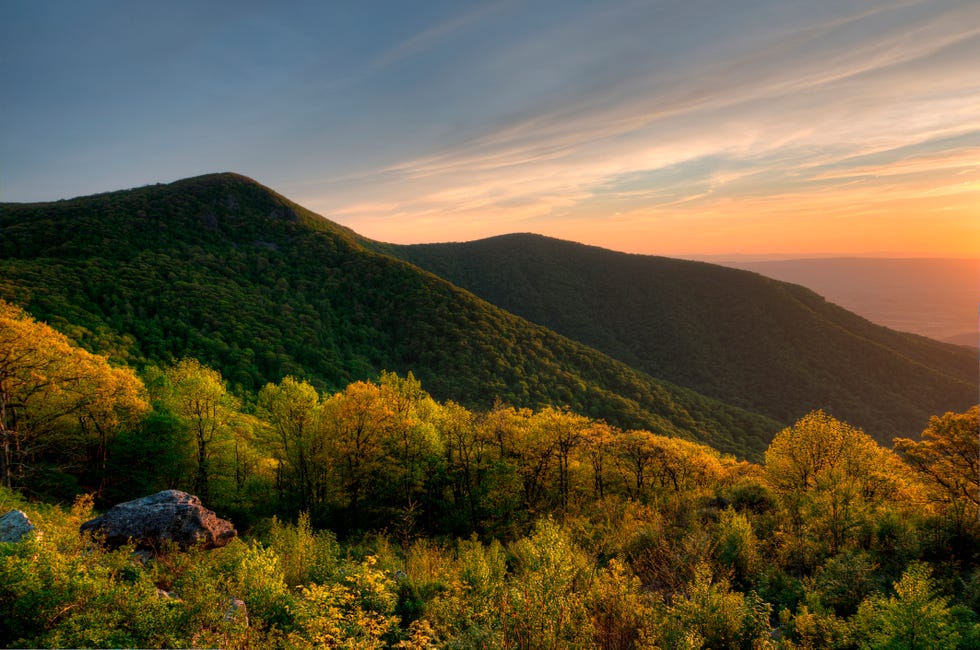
[387,234,977,443]
[0,173,777,458]
[720,258,978,348]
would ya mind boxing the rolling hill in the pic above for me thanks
[0,173,776,458]
[388,233,978,443]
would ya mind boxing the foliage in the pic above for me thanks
[765,411,919,565]
[0,300,149,497]
[662,563,773,649]
[390,233,977,445]
[0,277,977,649]
[0,173,779,458]
[895,406,980,531]
[852,562,974,649]
[503,519,595,648]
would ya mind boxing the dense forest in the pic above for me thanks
[1,300,979,648]
[389,233,977,443]
[0,173,778,459]
[2,174,978,648]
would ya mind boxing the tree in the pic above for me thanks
[321,381,395,528]
[532,407,589,511]
[161,359,238,502]
[0,300,148,492]
[581,422,617,501]
[377,371,442,521]
[764,411,913,562]
[258,376,323,511]
[664,563,772,649]
[894,406,979,529]
[613,430,659,500]
[853,562,964,650]
[438,400,486,532]
[484,403,556,517]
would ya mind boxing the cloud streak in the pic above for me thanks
[4,0,977,256]
[306,0,979,255]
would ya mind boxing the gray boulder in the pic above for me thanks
[224,597,249,626]
[80,490,236,551]
[0,509,37,543]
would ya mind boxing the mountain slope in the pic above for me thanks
[387,233,977,443]
[722,258,978,347]
[0,173,776,458]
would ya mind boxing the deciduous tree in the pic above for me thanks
[0,300,148,491]
[161,359,238,501]
[894,406,979,528]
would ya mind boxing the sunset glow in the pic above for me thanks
[3,1,978,257]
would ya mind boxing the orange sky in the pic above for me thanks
[322,142,980,258]
[6,1,979,259]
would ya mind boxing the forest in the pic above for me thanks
[1,298,979,649]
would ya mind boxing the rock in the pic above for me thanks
[0,509,37,543]
[80,490,236,551]
[224,597,248,626]
[155,587,178,600]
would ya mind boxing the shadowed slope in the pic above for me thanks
[0,174,777,458]
[389,233,977,444]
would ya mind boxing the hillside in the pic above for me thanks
[722,258,978,347]
[388,234,977,443]
[0,173,776,458]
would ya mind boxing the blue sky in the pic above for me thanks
[3,0,978,256]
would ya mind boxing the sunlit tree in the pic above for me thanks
[162,359,239,501]
[258,376,323,510]
[321,380,395,526]
[0,300,148,491]
[894,406,979,529]
[765,411,915,562]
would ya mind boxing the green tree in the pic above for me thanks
[104,405,193,502]
[258,376,324,511]
[161,359,239,501]
[853,562,964,649]
[377,371,443,522]
[715,507,761,590]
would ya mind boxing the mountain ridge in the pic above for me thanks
[387,232,977,443]
[0,173,777,458]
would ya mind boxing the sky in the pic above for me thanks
[2,0,978,258]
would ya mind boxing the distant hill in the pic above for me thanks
[0,173,776,458]
[388,234,978,443]
[944,332,977,347]
[721,258,978,348]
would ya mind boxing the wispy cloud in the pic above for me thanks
[6,0,977,256]
[302,0,979,255]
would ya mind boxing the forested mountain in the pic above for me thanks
[0,173,775,458]
[389,233,977,443]
[3,174,980,649]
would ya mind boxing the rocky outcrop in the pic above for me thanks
[224,597,248,626]
[0,509,37,543]
[80,490,236,551]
